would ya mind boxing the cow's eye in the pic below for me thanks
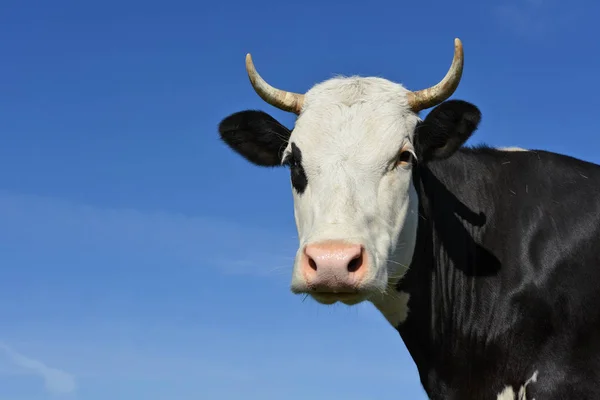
[282,154,294,167]
[282,151,299,168]
[396,149,416,169]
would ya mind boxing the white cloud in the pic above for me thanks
[0,342,76,395]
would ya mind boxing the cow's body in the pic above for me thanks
[217,39,600,399]
[392,146,600,399]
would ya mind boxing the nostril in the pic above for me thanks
[307,256,318,271]
[304,243,365,275]
[347,252,363,273]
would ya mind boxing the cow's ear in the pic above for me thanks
[414,100,481,163]
[219,110,291,167]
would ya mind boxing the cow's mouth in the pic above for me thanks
[309,292,367,305]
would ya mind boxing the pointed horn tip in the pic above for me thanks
[406,37,465,112]
[245,53,254,70]
[454,38,463,58]
[245,53,260,83]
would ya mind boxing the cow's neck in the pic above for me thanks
[376,153,500,393]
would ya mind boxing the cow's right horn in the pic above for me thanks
[407,38,464,112]
[245,54,305,114]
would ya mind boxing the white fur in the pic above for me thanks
[498,147,528,152]
[496,370,539,400]
[283,76,420,320]
[497,386,516,400]
[372,290,411,327]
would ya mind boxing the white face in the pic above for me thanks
[283,76,421,306]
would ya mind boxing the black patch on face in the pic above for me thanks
[218,110,291,167]
[414,100,482,163]
[283,143,308,194]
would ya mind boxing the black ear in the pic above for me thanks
[218,110,292,167]
[414,100,481,162]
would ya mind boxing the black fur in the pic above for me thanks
[415,100,482,162]
[283,143,308,194]
[219,100,600,398]
[218,110,291,167]
[218,110,310,194]
[400,147,600,399]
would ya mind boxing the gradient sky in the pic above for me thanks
[0,0,599,399]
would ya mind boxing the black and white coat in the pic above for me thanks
[219,73,600,399]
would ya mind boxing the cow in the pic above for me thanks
[217,39,600,399]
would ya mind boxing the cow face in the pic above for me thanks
[218,40,481,306]
[220,85,480,306]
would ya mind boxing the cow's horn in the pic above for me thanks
[407,38,464,112]
[245,54,305,114]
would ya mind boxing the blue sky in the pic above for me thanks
[0,0,599,398]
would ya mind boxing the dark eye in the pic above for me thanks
[283,155,297,168]
[396,150,416,169]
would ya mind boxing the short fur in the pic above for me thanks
[403,146,600,399]
[219,110,290,166]
[218,74,600,399]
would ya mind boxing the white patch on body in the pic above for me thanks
[498,147,528,152]
[496,370,539,400]
[497,386,516,400]
[372,290,411,327]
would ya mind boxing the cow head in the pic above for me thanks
[219,39,481,307]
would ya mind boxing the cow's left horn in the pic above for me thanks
[407,38,464,112]
[245,54,305,114]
